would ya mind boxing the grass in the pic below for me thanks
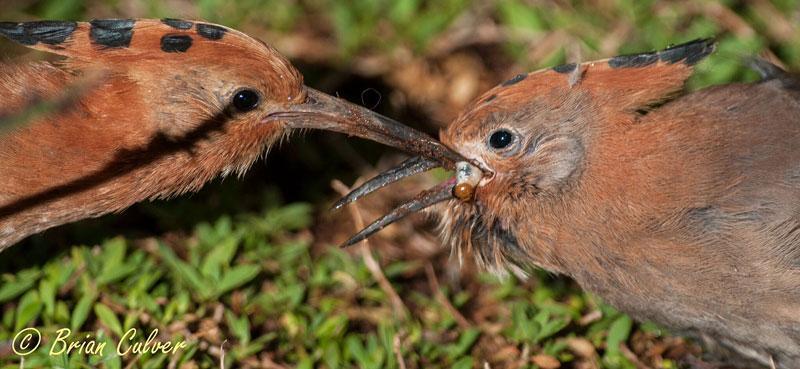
[0,202,668,368]
[2,0,799,368]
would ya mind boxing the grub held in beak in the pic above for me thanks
[454,161,481,201]
[264,87,466,169]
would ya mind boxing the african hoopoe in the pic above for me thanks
[0,19,464,250]
[337,39,800,367]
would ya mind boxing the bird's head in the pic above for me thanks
[337,39,715,276]
[1,19,300,141]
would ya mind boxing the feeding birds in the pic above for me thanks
[2,17,798,367]
[0,18,465,251]
[337,39,800,367]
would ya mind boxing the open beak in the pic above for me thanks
[263,87,484,246]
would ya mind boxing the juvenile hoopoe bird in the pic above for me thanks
[336,39,800,367]
[0,19,464,251]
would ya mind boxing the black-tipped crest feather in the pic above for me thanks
[0,21,77,46]
[608,38,716,68]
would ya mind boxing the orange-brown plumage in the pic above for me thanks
[0,19,303,249]
[340,40,800,367]
[0,19,463,250]
[440,41,800,367]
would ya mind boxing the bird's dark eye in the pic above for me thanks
[232,89,260,112]
[488,129,514,149]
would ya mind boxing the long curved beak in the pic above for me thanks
[264,88,464,169]
[264,87,483,246]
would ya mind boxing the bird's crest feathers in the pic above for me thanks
[475,38,716,114]
[0,18,271,63]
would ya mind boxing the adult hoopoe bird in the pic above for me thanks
[0,18,464,251]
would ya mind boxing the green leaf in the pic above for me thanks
[15,290,42,330]
[321,340,342,369]
[158,243,209,298]
[96,258,138,286]
[43,260,76,289]
[225,310,251,345]
[214,264,261,297]
[54,301,70,324]
[94,303,123,337]
[296,357,313,369]
[95,237,139,286]
[314,314,348,340]
[605,314,633,356]
[0,269,41,302]
[71,291,97,331]
[388,0,419,23]
[235,337,271,361]
[102,237,127,266]
[446,328,480,358]
[639,321,664,336]
[451,356,473,369]
[200,234,240,280]
[259,203,313,234]
[533,309,570,343]
[498,0,545,31]
[38,279,56,319]
[508,303,536,342]
[346,335,370,366]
